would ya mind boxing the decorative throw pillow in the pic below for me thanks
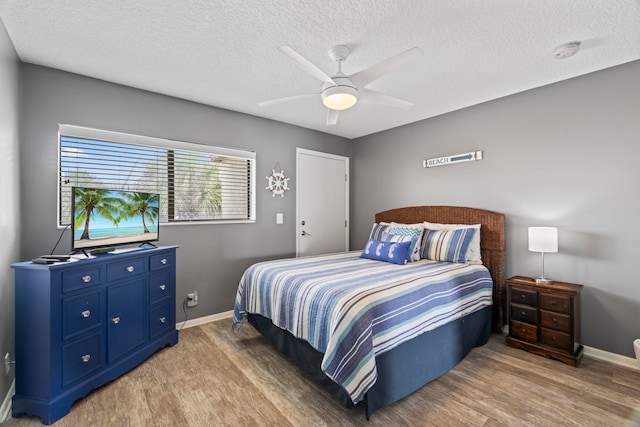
[423,221,482,264]
[360,239,411,265]
[420,227,477,263]
[380,232,414,263]
[368,222,391,241]
[388,223,424,262]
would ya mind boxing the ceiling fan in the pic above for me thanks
[258,45,422,125]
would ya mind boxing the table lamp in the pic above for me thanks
[528,226,558,284]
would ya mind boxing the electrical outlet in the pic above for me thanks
[187,291,198,307]
[4,353,10,375]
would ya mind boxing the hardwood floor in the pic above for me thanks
[4,319,640,426]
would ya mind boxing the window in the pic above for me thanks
[58,125,255,226]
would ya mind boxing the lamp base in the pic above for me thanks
[534,277,553,284]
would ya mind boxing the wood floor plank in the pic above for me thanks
[3,319,640,426]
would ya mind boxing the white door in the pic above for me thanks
[296,148,349,257]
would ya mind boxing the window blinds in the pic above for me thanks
[59,125,255,225]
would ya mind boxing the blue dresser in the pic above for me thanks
[11,246,179,425]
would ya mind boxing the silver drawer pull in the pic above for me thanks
[126,266,135,273]
[82,275,91,283]
[159,317,166,323]
[159,284,166,291]
[81,354,91,363]
[112,316,121,324]
[81,310,91,318]
[160,258,167,265]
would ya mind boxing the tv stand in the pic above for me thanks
[89,246,115,255]
[139,241,157,248]
[11,246,178,424]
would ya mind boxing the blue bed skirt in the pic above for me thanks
[247,304,492,418]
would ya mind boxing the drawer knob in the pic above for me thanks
[159,284,166,291]
[520,294,526,299]
[160,258,167,265]
[552,318,558,324]
[126,266,135,273]
[551,300,557,306]
[82,275,91,283]
[81,354,91,363]
[81,310,91,318]
[521,311,526,316]
[112,316,121,324]
[552,336,557,341]
[159,316,166,323]
[521,328,526,333]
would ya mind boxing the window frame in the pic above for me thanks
[57,124,256,227]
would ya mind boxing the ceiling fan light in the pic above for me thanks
[322,85,358,110]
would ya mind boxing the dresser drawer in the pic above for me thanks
[150,252,173,271]
[62,267,102,293]
[149,303,172,339]
[539,293,571,314]
[106,257,147,281]
[149,272,171,304]
[540,328,572,352]
[62,333,101,387]
[540,309,571,333]
[511,303,538,324]
[62,291,101,340]
[510,287,537,306]
[510,319,537,342]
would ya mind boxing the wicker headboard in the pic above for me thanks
[375,206,506,333]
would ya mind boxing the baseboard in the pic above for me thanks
[1,379,15,423]
[176,310,233,330]
[501,325,639,372]
[583,345,640,372]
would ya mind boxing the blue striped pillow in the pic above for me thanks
[368,223,390,240]
[420,227,477,263]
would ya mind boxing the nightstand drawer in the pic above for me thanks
[510,287,537,306]
[540,309,571,333]
[539,293,571,314]
[540,328,572,352]
[511,303,538,324]
[510,319,537,342]
[106,257,146,281]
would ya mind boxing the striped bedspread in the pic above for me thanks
[232,251,493,404]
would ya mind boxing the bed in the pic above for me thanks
[233,206,505,418]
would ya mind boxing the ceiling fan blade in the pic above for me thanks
[361,88,414,109]
[258,93,317,107]
[279,46,336,85]
[350,47,422,88]
[326,108,340,125]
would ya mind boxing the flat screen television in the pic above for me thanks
[72,187,160,255]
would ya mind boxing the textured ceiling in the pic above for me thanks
[1,0,639,139]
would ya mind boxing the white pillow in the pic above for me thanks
[423,221,482,264]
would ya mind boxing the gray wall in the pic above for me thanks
[352,60,640,358]
[19,64,351,321]
[0,17,20,401]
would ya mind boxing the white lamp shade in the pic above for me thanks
[528,227,558,253]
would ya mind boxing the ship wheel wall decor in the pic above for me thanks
[266,163,290,197]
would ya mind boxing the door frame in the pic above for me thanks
[296,148,349,257]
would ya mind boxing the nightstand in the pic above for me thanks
[505,275,583,367]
